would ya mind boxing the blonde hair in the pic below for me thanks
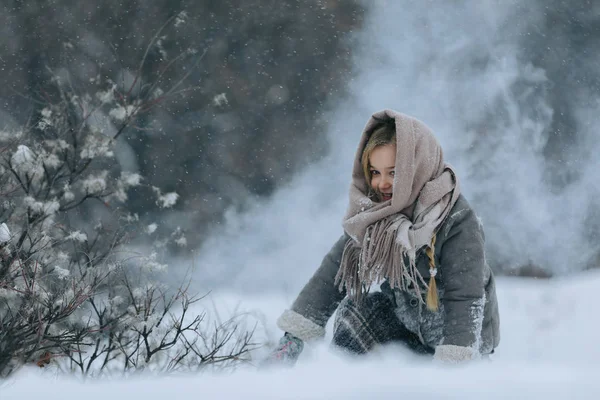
[361,122,396,197]
[425,234,439,311]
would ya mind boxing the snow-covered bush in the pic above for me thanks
[0,15,255,378]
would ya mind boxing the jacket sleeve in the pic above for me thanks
[438,205,487,350]
[276,233,349,341]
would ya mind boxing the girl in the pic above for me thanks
[268,109,500,364]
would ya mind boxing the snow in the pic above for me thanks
[40,152,61,168]
[3,273,600,399]
[52,266,70,280]
[109,104,136,121]
[80,135,114,159]
[158,192,179,208]
[63,189,75,201]
[174,11,188,27]
[66,231,88,242]
[174,236,187,247]
[23,197,60,216]
[154,190,179,208]
[82,172,108,194]
[0,223,11,243]
[146,223,158,234]
[96,84,117,104]
[213,93,228,107]
[11,145,35,172]
[3,360,598,399]
[139,252,168,272]
[120,171,142,187]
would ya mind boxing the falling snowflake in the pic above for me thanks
[0,223,10,243]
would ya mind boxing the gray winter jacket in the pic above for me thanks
[277,195,500,354]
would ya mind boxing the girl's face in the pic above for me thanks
[369,144,396,202]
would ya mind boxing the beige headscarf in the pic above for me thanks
[335,109,461,303]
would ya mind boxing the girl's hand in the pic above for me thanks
[262,332,304,367]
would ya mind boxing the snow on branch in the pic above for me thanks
[152,186,179,208]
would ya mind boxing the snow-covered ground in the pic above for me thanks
[3,273,600,399]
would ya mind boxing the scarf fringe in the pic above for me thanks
[335,240,362,300]
[336,216,430,305]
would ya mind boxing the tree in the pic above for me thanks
[0,14,256,378]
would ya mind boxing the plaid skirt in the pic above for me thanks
[331,291,434,355]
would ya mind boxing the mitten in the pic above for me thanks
[263,332,304,366]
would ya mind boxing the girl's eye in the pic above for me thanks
[370,170,380,176]
[390,170,395,177]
